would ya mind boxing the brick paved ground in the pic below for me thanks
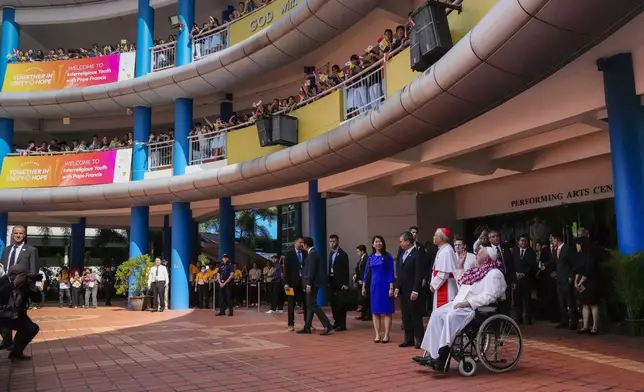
[1,302,643,392]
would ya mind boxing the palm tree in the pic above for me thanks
[38,226,53,246]
[237,208,277,250]
[92,228,128,248]
[201,207,277,250]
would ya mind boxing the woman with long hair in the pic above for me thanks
[362,236,395,343]
[574,237,600,335]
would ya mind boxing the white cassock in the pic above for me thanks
[430,243,458,310]
[420,269,507,359]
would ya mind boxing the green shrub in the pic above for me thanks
[114,254,154,297]
[611,250,644,320]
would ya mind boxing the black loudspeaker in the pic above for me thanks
[410,0,454,72]
[256,117,273,147]
[271,114,298,146]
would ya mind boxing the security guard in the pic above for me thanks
[216,254,234,316]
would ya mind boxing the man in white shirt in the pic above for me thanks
[415,247,507,372]
[430,228,458,310]
[148,257,169,312]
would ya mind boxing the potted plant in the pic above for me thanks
[611,250,644,336]
[115,254,154,311]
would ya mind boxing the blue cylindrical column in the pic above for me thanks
[71,218,86,270]
[0,213,7,255]
[130,207,149,258]
[0,118,14,254]
[171,202,191,310]
[219,197,235,260]
[598,53,644,254]
[308,180,326,305]
[132,106,151,180]
[177,0,195,66]
[1,8,20,89]
[174,98,193,175]
[136,0,154,77]
[129,0,153,275]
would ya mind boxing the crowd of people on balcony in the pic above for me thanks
[17,135,134,155]
[7,42,135,64]
[247,25,410,123]
[230,0,275,20]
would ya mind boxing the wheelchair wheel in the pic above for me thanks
[458,357,477,377]
[475,314,522,374]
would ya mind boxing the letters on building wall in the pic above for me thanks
[510,184,613,208]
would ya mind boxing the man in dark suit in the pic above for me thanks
[0,265,41,360]
[395,231,425,348]
[328,235,350,331]
[284,236,307,332]
[489,230,516,316]
[1,226,39,351]
[512,234,538,324]
[551,234,578,329]
[297,237,333,336]
[354,245,371,320]
[1,226,39,275]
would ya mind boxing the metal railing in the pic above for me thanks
[9,146,132,157]
[343,61,386,120]
[148,140,173,171]
[188,130,227,165]
[150,42,176,72]
[192,25,229,61]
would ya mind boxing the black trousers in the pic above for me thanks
[0,314,39,357]
[71,287,82,307]
[498,281,513,316]
[329,286,347,328]
[219,284,234,313]
[400,293,424,344]
[151,281,166,310]
[287,282,307,327]
[515,279,534,322]
[305,287,331,330]
[557,282,579,327]
[104,283,113,306]
[271,281,283,311]
[197,284,209,309]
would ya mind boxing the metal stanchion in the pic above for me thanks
[257,281,261,312]
[212,282,218,312]
[246,282,249,308]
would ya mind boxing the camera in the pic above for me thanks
[27,273,43,282]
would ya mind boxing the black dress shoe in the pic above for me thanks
[215,312,226,316]
[8,353,32,361]
[320,326,333,336]
[296,328,312,334]
[399,342,414,348]
[412,356,433,367]
[415,344,421,349]
[568,325,578,331]
[554,324,567,329]
[335,326,347,332]
[0,344,13,351]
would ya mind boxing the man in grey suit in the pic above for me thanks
[1,225,39,351]
[2,226,39,275]
[297,237,333,336]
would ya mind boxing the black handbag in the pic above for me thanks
[340,288,360,311]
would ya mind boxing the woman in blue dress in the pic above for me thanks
[362,235,395,343]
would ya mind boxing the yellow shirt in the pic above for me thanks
[234,270,243,281]
[196,271,210,284]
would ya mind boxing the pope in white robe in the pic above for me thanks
[430,228,458,310]
[416,246,507,371]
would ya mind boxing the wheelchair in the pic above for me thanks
[446,305,523,377]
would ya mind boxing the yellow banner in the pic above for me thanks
[229,0,299,46]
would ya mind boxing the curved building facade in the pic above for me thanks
[1,0,644,310]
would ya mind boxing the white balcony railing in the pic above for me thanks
[343,62,386,121]
[148,140,173,171]
[192,25,229,61]
[150,42,176,72]
[188,130,227,165]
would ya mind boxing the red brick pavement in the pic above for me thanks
[1,303,643,392]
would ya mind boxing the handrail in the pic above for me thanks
[9,146,133,156]
[273,44,407,116]
[150,41,176,51]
